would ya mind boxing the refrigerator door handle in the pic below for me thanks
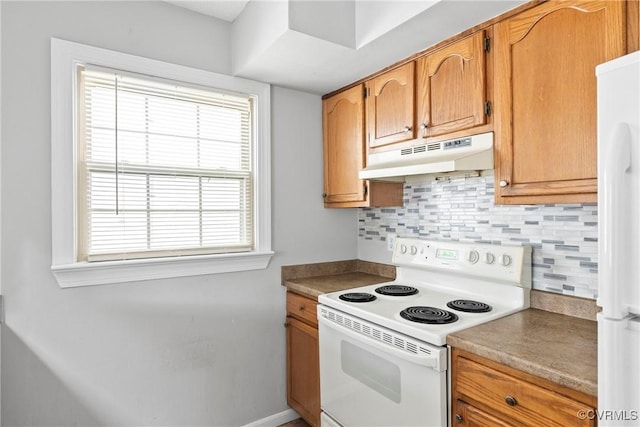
[600,122,632,319]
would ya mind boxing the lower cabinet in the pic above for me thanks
[451,348,597,427]
[286,292,320,427]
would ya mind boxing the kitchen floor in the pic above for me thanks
[278,418,310,427]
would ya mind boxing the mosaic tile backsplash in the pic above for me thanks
[358,172,599,299]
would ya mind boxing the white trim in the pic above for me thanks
[240,409,299,427]
[51,38,273,288]
[52,251,274,288]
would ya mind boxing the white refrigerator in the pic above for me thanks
[597,50,640,427]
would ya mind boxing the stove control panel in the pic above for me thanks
[392,237,532,286]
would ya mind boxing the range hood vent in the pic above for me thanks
[359,132,494,180]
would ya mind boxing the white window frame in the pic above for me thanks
[51,38,273,288]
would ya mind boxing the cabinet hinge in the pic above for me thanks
[484,100,492,116]
[363,183,368,198]
[363,87,368,98]
[484,36,491,52]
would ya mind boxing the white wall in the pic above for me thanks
[355,1,438,48]
[0,2,357,426]
[231,0,289,76]
[289,0,355,48]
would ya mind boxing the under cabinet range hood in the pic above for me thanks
[359,132,494,180]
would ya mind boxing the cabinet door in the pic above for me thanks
[287,316,320,427]
[494,0,626,204]
[417,31,488,138]
[366,62,415,149]
[323,85,367,204]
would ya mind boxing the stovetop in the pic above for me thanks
[318,238,532,346]
[319,280,528,345]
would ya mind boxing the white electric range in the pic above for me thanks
[317,237,532,427]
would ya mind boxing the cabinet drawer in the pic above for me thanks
[287,292,318,326]
[456,356,595,427]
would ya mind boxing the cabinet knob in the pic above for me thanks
[403,126,412,133]
[322,193,327,199]
[419,123,428,130]
[499,180,509,188]
[455,414,463,424]
[505,395,518,406]
[298,305,305,311]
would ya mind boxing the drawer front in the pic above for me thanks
[456,356,595,427]
[287,292,318,326]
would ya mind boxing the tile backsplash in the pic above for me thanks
[358,172,598,299]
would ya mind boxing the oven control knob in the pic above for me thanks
[410,245,418,255]
[485,252,496,264]
[466,250,479,264]
[400,244,408,254]
[499,254,512,266]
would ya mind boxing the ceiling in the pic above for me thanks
[165,0,528,95]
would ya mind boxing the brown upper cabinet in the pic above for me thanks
[322,0,637,207]
[494,0,626,204]
[323,85,367,205]
[416,30,491,139]
[365,62,416,150]
[365,29,492,152]
[323,84,403,208]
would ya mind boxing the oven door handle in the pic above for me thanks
[318,315,445,371]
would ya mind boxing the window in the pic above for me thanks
[51,39,272,288]
[79,67,254,261]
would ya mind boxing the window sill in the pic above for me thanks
[51,251,275,288]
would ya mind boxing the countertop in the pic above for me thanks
[281,259,395,299]
[447,308,597,397]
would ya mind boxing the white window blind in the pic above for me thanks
[78,66,254,262]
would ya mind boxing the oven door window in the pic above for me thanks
[342,340,401,403]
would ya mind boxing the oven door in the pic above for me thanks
[318,306,447,427]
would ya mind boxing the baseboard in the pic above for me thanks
[241,408,299,427]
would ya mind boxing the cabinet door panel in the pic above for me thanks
[495,0,625,203]
[287,316,320,427]
[323,85,366,204]
[417,31,487,138]
[366,62,415,149]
